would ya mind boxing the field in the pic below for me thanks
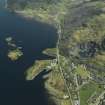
[80,81,104,105]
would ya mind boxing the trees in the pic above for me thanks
[61,14,105,58]
[8,0,62,10]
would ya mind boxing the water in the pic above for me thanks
[0,0,7,9]
[0,10,57,105]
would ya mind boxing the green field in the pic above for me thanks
[80,81,104,105]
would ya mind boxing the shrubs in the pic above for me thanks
[5,36,23,61]
[60,14,105,60]
[8,49,23,61]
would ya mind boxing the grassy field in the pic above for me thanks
[25,60,51,80]
[79,81,104,105]
[74,65,90,79]
[42,48,57,57]
[46,69,72,105]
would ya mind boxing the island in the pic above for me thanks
[6,36,23,61]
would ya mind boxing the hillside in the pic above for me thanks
[7,0,105,105]
[59,0,105,105]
